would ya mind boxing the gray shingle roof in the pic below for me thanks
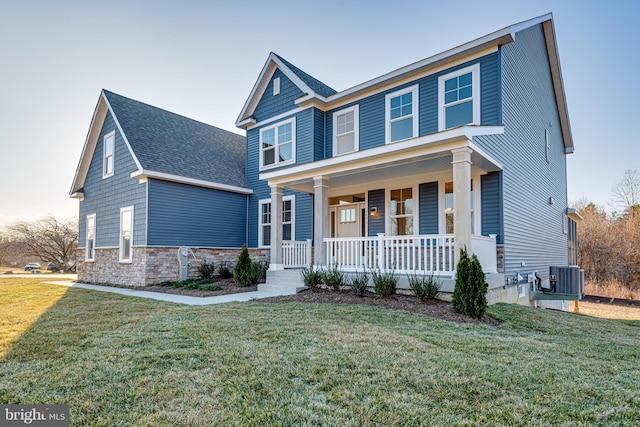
[103,90,248,189]
[272,53,337,97]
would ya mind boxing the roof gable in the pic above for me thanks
[71,90,250,197]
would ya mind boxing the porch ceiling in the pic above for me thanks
[261,126,504,193]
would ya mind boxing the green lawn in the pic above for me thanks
[1,278,639,426]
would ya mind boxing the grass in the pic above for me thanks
[1,278,639,426]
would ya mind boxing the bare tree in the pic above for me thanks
[611,168,640,217]
[7,216,78,271]
[0,230,21,266]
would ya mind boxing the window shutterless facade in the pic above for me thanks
[85,214,96,261]
[333,105,359,155]
[438,64,480,131]
[103,131,115,178]
[385,85,418,144]
[260,118,296,169]
[119,206,133,262]
[258,196,295,248]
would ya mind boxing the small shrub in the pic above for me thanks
[234,244,254,287]
[200,283,222,291]
[350,270,369,296]
[321,264,345,290]
[183,281,201,290]
[409,271,441,301]
[371,268,397,297]
[198,261,216,280]
[452,247,488,319]
[252,261,268,285]
[3,270,14,275]
[218,261,232,279]
[301,266,323,291]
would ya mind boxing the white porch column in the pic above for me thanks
[269,184,284,270]
[451,147,473,263]
[313,176,329,266]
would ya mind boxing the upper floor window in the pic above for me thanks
[258,196,295,248]
[386,85,418,144]
[438,64,480,131]
[119,206,133,263]
[260,118,295,169]
[333,105,359,156]
[86,214,96,261]
[103,131,115,178]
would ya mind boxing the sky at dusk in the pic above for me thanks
[1,0,638,225]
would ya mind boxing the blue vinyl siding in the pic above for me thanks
[481,171,503,244]
[147,179,247,247]
[312,107,325,161]
[368,189,385,236]
[475,24,568,277]
[78,111,147,248]
[324,52,501,156]
[253,69,304,123]
[418,182,438,234]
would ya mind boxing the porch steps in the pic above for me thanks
[258,269,307,295]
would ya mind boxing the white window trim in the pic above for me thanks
[385,185,418,236]
[438,176,481,234]
[332,105,359,156]
[259,117,296,171]
[258,195,295,248]
[103,131,115,179]
[119,206,134,263]
[273,77,281,96]
[385,85,419,144]
[85,213,96,262]
[438,64,481,131]
[545,129,551,163]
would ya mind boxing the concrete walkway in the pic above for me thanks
[45,281,286,306]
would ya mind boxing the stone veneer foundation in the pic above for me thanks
[76,247,270,287]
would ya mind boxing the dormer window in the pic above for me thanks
[438,64,480,130]
[103,131,115,178]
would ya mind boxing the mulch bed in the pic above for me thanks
[98,278,258,297]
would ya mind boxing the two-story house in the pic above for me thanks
[235,13,580,304]
[71,13,580,305]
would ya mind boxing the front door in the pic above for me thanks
[331,203,365,267]
[336,204,360,238]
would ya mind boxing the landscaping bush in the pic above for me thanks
[252,261,269,284]
[409,271,441,301]
[198,261,216,280]
[371,268,397,297]
[199,283,223,291]
[321,264,345,290]
[350,270,369,296]
[452,247,488,319]
[218,261,232,279]
[300,266,323,291]
[233,244,254,287]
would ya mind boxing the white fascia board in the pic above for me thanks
[260,126,504,183]
[101,93,143,172]
[69,95,108,195]
[70,191,84,200]
[131,169,253,195]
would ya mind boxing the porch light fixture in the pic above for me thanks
[370,207,378,216]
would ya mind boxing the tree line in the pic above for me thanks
[0,215,77,271]
[575,169,640,293]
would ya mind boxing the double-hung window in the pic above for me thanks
[333,105,359,155]
[260,118,295,169]
[258,196,295,247]
[86,214,96,261]
[389,187,414,236]
[444,180,477,234]
[119,206,133,262]
[103,131,115,178]
[386,85,418,143]
[438,64,480,131]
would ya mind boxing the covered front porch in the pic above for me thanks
[262,126,504,279]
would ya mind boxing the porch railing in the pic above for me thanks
[282,239,312,268]
[324,234,456,274]
[324,234,497,275]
